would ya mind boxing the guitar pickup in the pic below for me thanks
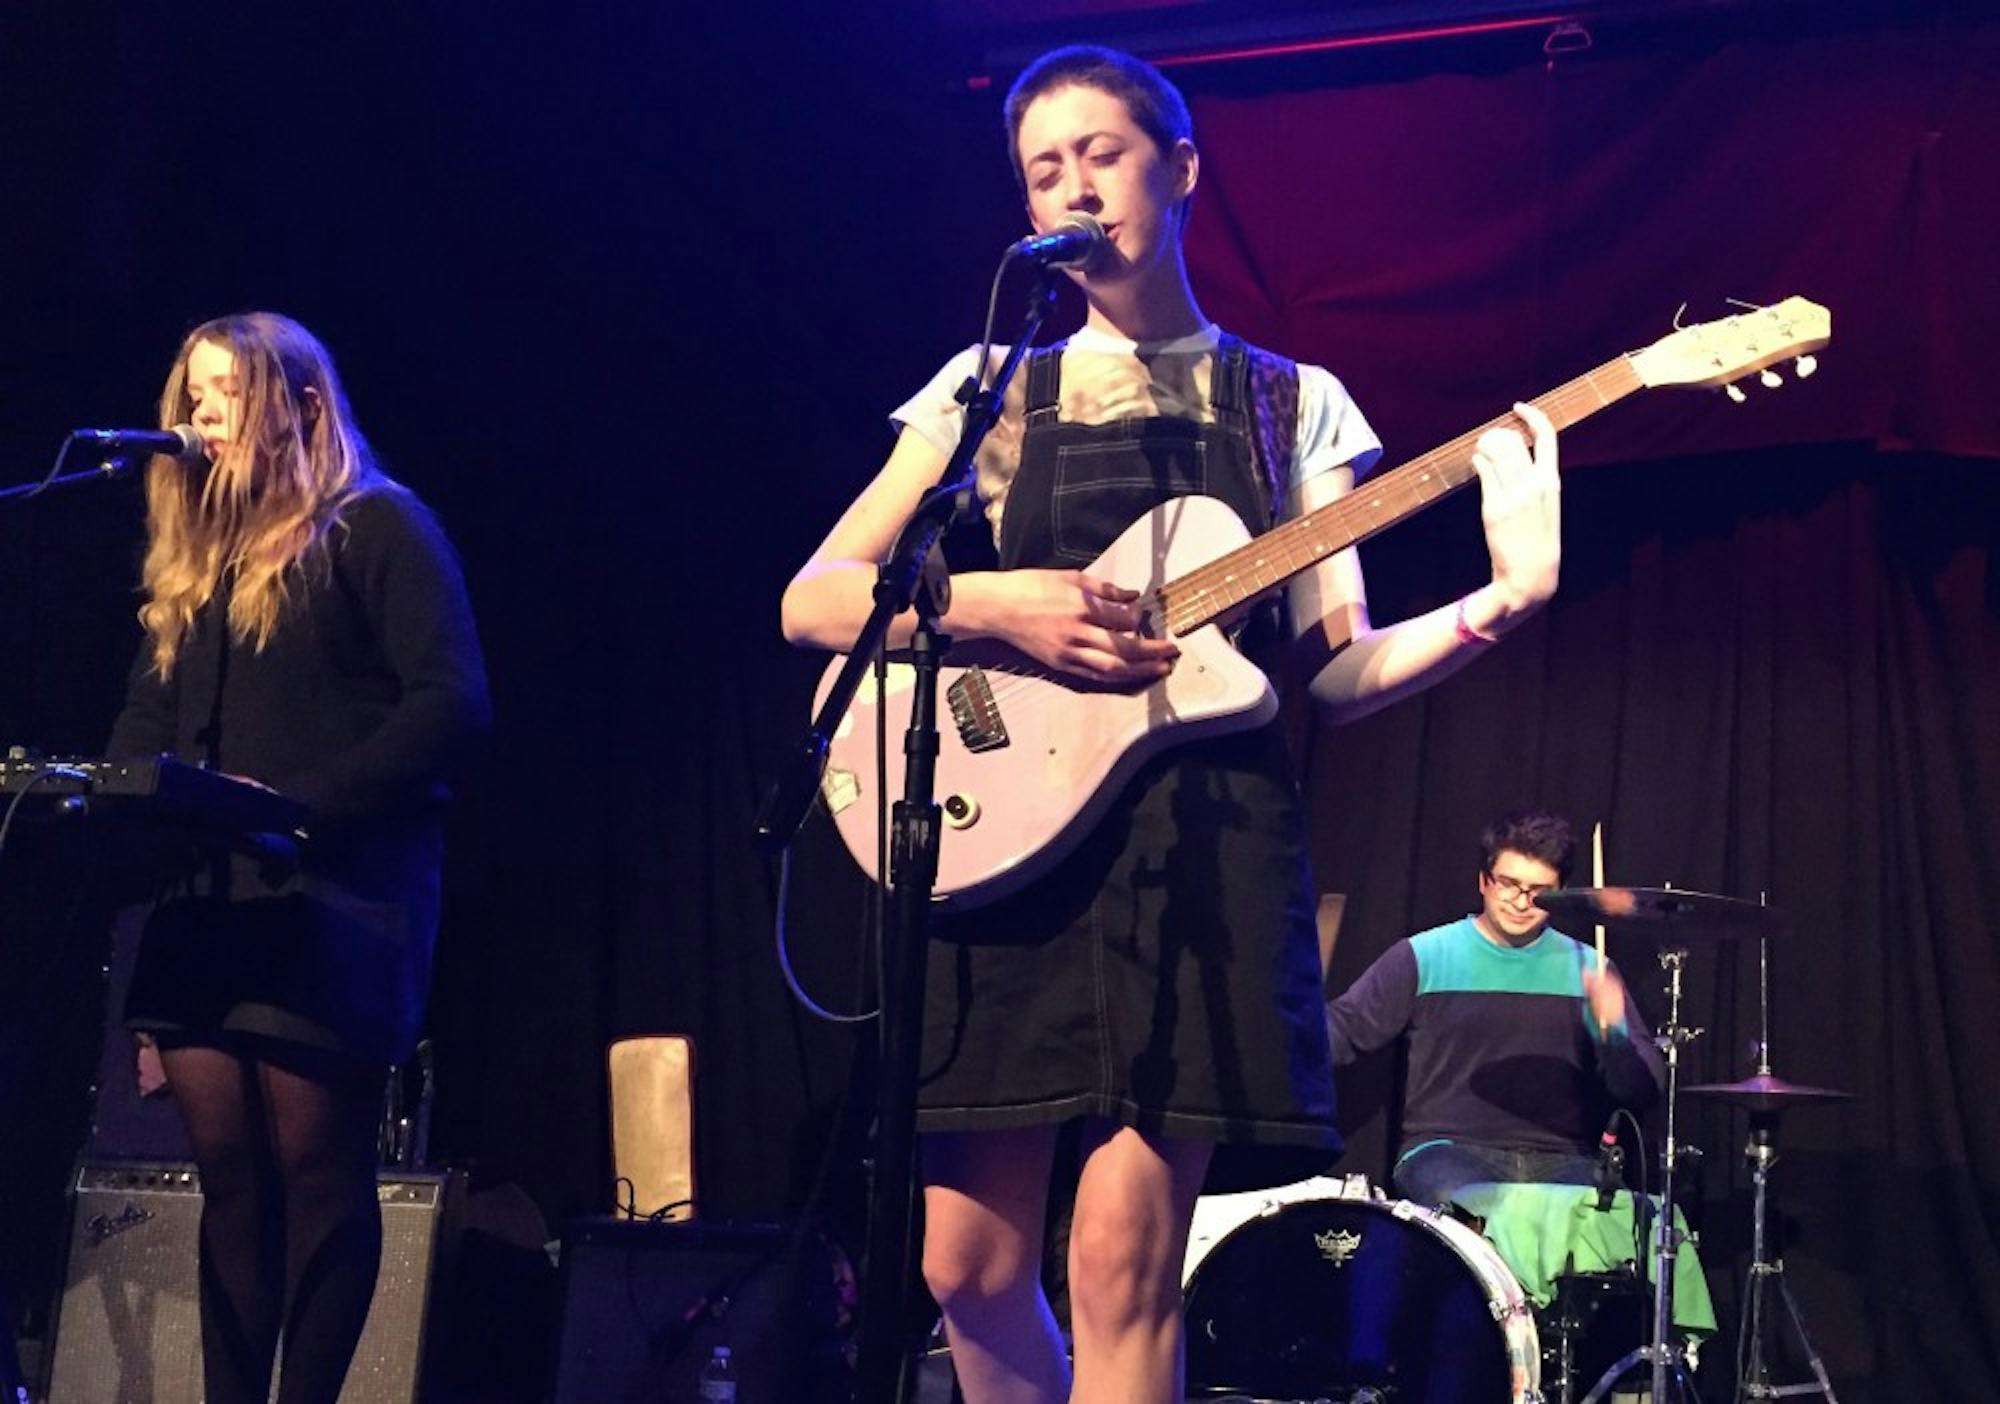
[946,666,1009,753]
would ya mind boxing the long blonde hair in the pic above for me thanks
[140,312,378,678]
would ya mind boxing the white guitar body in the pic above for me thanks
[814,494,1279,908]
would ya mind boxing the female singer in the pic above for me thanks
[108,311,490,1404]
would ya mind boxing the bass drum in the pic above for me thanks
[1183,1181,1541,1403]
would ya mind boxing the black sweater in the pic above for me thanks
[108,482,490,1063]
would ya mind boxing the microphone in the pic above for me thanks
[1593,1117,1625,1212]
[1007,214,1108,270]
[69,425,205,464]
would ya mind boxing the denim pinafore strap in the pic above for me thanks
[997,333,1290,572]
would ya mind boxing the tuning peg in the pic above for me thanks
[1794,354,1818,378]
[1760,368,1783,388]
[1725,383,1748,403]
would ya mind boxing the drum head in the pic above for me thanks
[1184,1198,1515,1402]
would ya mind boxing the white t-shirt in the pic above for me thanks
[890,323,1383,546]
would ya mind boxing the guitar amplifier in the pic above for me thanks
[46,1161,455,1404]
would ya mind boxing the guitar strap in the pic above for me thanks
[1241,341,1300,526]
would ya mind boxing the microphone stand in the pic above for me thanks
[757,267,1065,1404]
[0,449,140,505]
[1,437,166,1400]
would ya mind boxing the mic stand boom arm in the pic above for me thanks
[0,450,142,505]
[755,270,1064,1404]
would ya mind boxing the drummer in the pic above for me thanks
[1325,809,1663,1207]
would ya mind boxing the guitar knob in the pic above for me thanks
[1759,368,1783,388]
[943,793,981,829]
[1725,383,1748,404]
[1794,353,1818,378]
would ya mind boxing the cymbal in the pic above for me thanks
[1683,1072,1855,1112]
[1534,886,1778,940]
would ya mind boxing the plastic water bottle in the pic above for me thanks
[697,1344,738,1402]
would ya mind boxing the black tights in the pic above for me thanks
[160,1041,384,1404]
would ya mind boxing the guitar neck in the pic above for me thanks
[1159,353,1645,633]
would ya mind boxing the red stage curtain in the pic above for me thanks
[1183,17,2000,469]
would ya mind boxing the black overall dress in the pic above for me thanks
[916,334,1341,1189]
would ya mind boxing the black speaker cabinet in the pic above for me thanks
[551,1218,848,1404]
[47,1160,455,1404]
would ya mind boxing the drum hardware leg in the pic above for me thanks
[1581,944,1704,1404]
[1543,1274,1592,1404]
[1552,1271,1633,1404]
[1734,1117,1839,1403]
[1559,1308,1577,1404]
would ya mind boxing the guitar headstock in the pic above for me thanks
[1627,296,1831,391]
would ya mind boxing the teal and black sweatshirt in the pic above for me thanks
[1326,917,1663,1157]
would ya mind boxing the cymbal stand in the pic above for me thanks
[1735,928,1839,1402]
[1583,943,1702,1404]
[1735,1112,1838,1402]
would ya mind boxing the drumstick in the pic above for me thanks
[1592,821,1607,970]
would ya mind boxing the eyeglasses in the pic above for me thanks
[1486,872,1556,902]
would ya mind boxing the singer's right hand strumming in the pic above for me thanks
[953,567,1178,683]
[782,423,1175,685]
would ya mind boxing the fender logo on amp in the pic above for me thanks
[85,1202,153,1246]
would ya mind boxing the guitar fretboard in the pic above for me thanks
[1158,354,1644,633]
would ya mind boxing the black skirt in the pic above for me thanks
[124,816,443,1069]
[916,723,1341,1191]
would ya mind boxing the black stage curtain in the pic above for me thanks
[2,4,1994,1399]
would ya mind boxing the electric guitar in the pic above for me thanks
[813,297,1832,908]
